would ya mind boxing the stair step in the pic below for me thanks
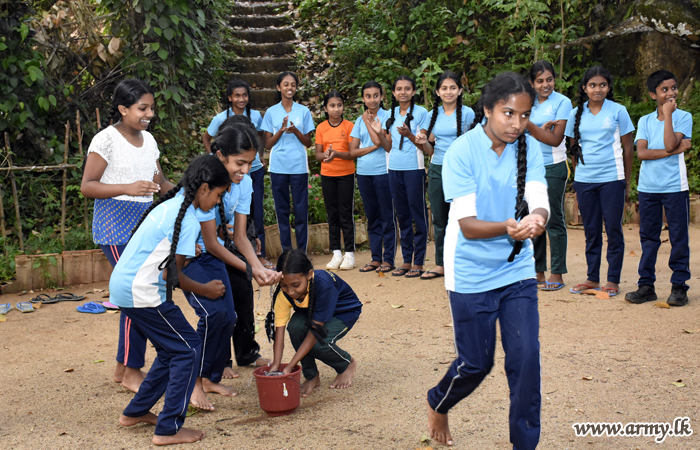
[229,57,296,73]
[230,15,291,28]
[230,73,280,89]
[248,89,279,108]
[232,2,289,15]
[231,28,296,44]
[228,42,296,57]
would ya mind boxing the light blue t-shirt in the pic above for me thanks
[529,91,572,166]
[350,109,390,176]
[207,108,264,173]
[109,195,200,308]
[387,104,430,171]
[635,109,692,193]
[442,125,546,294]
[194,175,253,253]
[261,102,315,174]
[430,105,475,166]
[564,99,635,183]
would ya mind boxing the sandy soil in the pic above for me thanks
[0,225,699,450]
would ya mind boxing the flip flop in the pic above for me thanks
[602,287,620,297]
[392,267,409,277]
[421,270,444,280]
[0,303,11,315]
[77,302,106,314]
[55,293,86,302]
[405,269,425,278]
[569,283,601,294]
[16,302,35,313]
[539,282,566,291]
[378,264,395,273]
[100,301,120,310]
[30,294,55,304]
[359,263,380,273]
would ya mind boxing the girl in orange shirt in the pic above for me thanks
[315,91,356,270]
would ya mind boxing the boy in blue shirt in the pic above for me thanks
[626,71,692,306]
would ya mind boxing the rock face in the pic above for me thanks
[636,0,700,48]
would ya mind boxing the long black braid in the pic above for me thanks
[456,95,463,137]
[399,96,415,150]
[103,79,154,129]
[385,94,397,133]
[570,65,615,167]
[426,92,440,140]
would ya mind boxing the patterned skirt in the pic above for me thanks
[92,198,152,245]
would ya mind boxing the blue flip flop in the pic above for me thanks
[539,282,566,291]
[0,303,11,314]
[16,302,35,313]
[77,302,106,314]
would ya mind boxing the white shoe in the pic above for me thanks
[339,253,355,270]
[326,253,343,270]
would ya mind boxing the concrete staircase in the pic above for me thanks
[227,0,298,110]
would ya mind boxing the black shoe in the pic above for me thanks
[625,285,657,304]
[667,284,688,307]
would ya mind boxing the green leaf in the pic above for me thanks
[150,42,160,51]
[188,80,195,89]
[48,256,57,266]
[172,91,181,104]
[157,49,168,60]
[48,95,56,107]
[170,15,180,26]
[32,261,41,269]
[163,28,175,41]
[27,66,44,82]
[197,9,205,26]
[388,30,398,41]
[20,23,29,41]
[153,27,162,36]
[0,43,7,51]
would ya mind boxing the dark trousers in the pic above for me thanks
[428,280,541,450]
[226,264,262,366]
[121,301,201,436]
[534,161,568,274]
[357,174,396,265]
[101,244,147,369]
[638,191,690,289]
[428,163,449,266]
[249,167,266,258]
[321,174,356,252]
[574,180,626,283]
[388,169,428,265]
[287,314,352,381]
[270,172,308,253]
[182,254,236,383]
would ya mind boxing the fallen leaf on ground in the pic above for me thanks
[254,324,260,333]
[682,329,699,334]
[439,360,451,364]
[444,323,453,327]
[376,283,383,287]
[582,375,593,380]
[92,359,104,363]
[63,368,74,373]
[33,302,41,309]
[420,434,431,443]
[654,302,670,308]
[594,291,610,300]
[64,319,79,323]
[57,431,67,436]
[581,289,600,295]
[186,405,200,417]
[628,251,637,256]
[0,315,6,322]
[92,288,104,293]
[378,271,385,278]
[409,308,418,311]
[671,380,686,388]
[364,300,371,303]
[391,304,403,309]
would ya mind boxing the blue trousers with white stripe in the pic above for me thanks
[249,167,267,258]
[428,280,541,450]
[388,169,428,265]
[101,244,147,370]
[182,253,236,383]
[357,174,396,266]
[121,301,201,436]
[270,172,309,253]
[638,191,691,289]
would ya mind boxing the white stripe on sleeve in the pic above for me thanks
[524,180,550,223]
[448,193,477,222]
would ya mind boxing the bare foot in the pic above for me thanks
[536,271,546,284]
[119,413,158,427]
[190,378,215,411]
[301,374,321,397]
[153,428,206,446]
[113,362,126,383]
[255,356,271,367]
[330,358,357,389]
[222,366,239,379]
[427,400,454,446]
[121,367,146,393]
[202,378,237,396]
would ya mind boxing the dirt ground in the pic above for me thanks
[0,225,699,450]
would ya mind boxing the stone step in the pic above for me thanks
[232,73,280,89]
[228,42,296,57]
[230,15,291,28]
[231,28,296,44]
[248,89,278,108]
[232,2,289,16]
[229,57,296,73]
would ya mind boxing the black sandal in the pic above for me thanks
[392,267,409,277]
[359,263,380,273]
[378,264,395,273]
[405,269,425,278]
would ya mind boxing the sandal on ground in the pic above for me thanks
[420,270,444,280]
[601,287,620,297]
[539,282,566,291]
[30,294,56,304]
[55,293,86,302]
[569,283,601,294]
[77,301,106,314]
[16,302,34,313]
[392,267,409,277]
[359,263,380,273]
[0,303,12,315]
[378,264,395,273]
[405,269,425,278]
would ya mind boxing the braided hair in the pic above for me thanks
[570,65,614,166]
[361,80,385,111]
[322,90,344,123]
[266,249,329,344]
[130,154,230,301]
[274,71,299,103]
[386,75,416,150]
[426,70,464,142]
[103,79,154,129]
[224,79,252,119]
[472,72,536,261]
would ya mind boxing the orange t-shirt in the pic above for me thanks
[316,119,355,177]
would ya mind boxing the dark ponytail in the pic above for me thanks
[385,94,397,133]
[104,79,154,129]
[570,65,614,166]
[426,92,440,139]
